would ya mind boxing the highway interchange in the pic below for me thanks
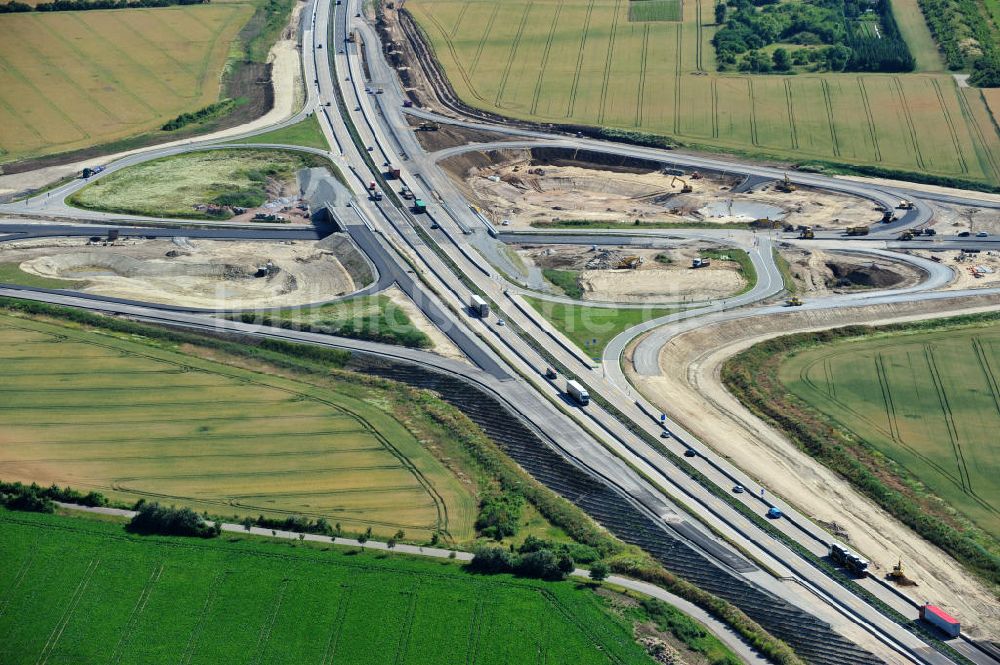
[1,0,999,662]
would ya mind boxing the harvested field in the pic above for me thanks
[0,237,366,309]
[518,244,746,301]
[69,149,328,220]
[447,148,879,230]
[0,312,477,541]
[0,511,653,665]
[404,0,1000,185]
[777,247,924,295]
[0,4,255,163]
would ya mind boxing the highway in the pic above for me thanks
[0,0,997,661]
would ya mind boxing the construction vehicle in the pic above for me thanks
[799,227,815,239]
[785,296,803,306]
[923,228,937,236]
[897,199,914,210]
[470,295,490,318]
[846,226,869,236]
[616,255,642,269]
[417,122,439,131]
[691,257,712,268]
[880,209,896,223]
[412,199,427,214]
[566,380,590,406]
[886,559,918,586]
[830,543,869,576]
[690,171,702,179]
[898,230,915,241]
[775,174,796,193]
[670,176,693,193]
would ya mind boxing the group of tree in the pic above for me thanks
[2,0,206,11]
[475,491,525,540]
[713,0,914,73]
[916,0,999,86]
[0,481,108,514]
[126,501,221,538]
[161,99,234,131]
[469,536,608,582]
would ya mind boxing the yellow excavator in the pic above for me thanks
[616,255,643,269]
[776,174,796,193]
[786,296,803,306]
[670,176,693,193]
[887,559,918,586]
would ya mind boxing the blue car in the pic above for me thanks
[767,507,783,519]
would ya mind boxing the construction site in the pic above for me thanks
[777,247,925,294]
[440,147,881,230]
[0,235,372,309]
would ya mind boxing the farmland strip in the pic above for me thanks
[973,336,1000,418]
[566,0,596,117]
[392,591,418,665]
[109,562,164,665]
[250,578,289,665]
[820,79,840,157]
[695,0,703,71]
[178,569,228,665]
[322,586,353,665]
[469,3,500,77]
[856,77,881,162]
[530,0,564,115]
[925,346,972,495]
[673,23,681,133]
[957,90,1000,179]
[892,76,925,169]
[35,557,101,665]
[597,0,623,125]
[0,546,35,620]
[465,597,485,665]
[874,353,901,443]
[747,78,759,146]
[711,77,719,138]
[416,11,489,103]
[635,24,649,126]
[931,78,969,174]
[494,0,534,107]
[450,2,470,38]
[782,79,798,150]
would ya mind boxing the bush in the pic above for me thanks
[127,502,220,538]
[212,189,266,208]
[475,491,524,540]
[469,544,516,573]
[0,480,107,513]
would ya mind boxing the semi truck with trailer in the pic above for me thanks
[920,605,960,637]
[566,380,590,406]
[830,543,869,576]
[469,295,490,318]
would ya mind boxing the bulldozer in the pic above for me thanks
[786,296,803,306]
[775,174,796,193]
[616,255,643,269]
[886,559,918,586]
[799,227,815,239]
[670,176,693,193]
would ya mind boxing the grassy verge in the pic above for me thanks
[68,149,331,219]
[0,262,84,290]
[231,295,432,348]
[524,297,676,360]
[542,268,584,299]
[722,314,1000,588]
[699,248,756,295]
[772,247,796,294]
[232,115,330,150]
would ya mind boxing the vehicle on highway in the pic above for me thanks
[684,449,697,458]
[732,485,745,494]
[977,231,989,237]
[367,146,374,152]
[544,367,557,380]
[958,231,971,237]
[660,431,671,439]
[566,380,590,406]
[496,319,505,327]
[767,507,783,519]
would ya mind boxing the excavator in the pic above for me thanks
[775,173,796,193]
[886,559,917,586]
[616,255,642,269]
[670,176,693,193]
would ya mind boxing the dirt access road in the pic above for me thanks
[627,296,1000,639]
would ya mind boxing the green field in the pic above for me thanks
[779,325,1000,539]
[525,297,676,359]
[408,0,1000,185]
[0,262,83,290]
[233,115,331,150]
[0,312,477,541]
[0,4,255,163]
[0,510,657,665]
[69,149,329,219]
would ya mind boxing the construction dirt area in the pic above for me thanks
[1,235,371,309]
[442,148,881,230]
[517,244,746,302]
[627,295,1000,640]
[926,200,1000,236]
[907,248,1000,290]
[777,246,925,295]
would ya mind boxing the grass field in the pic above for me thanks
[0,312,477,541]
[525,297,676,359]
[0,4,254,163]
[0,262,83,290]
[69,149,328,219]
[407,0,1000,185]
[0,510,657,665]
[779,325,1000,540]
[232,115,331,150]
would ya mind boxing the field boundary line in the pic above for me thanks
[856,77,881,162]
[597,0,623,125]
[694,0,703,71]
[450,1,470,38]
[530,0,564,116]
[635,24,650,127]
[249,578,289,665]
[35,557,101,665]
[820,79,840,157]
[747,78,759,146]
[673,23,681,133]
[465,597,485,665]
[179,569,228,665]
[392,590,418,664]
[891,76,925,170]
[322,586,353,665]
[566,0,597,117]
[972,336,1000,419]
[469,3,500,77]
[711,78,719,138]
[0,544,37,621]
[924,345,973,496]
[874,353,901,443]
[494,0,534,107]
[956,89,1000,180]
[109,562,164,665]
[931,77,969,174]
[783,79,798,150]
[418,11,489,103]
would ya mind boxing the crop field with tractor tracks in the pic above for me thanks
[406,0,1000,186]
[0,312,478,542]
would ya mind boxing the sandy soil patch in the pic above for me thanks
[926,200,1000,236]
[454,152,877,231]
[6,238,359,309]
[909,249,1000,290]
[0,2,305,198]
[628,297,1000,639]
[517,244,746,302]
[383,286,466,362]
[778,247,924,295]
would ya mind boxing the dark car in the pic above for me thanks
[683,449,697,458]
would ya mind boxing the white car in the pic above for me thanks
[497,319,506,327]
[732,485,745,494]
[976,231,989,237]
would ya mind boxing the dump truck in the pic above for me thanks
[920,605,960,638]
[412,199,427,214]
[566,380,590,406]
[786,296,803,306]
[691,257,712,268]
[830,544,869,576]
[897,199,915,210]
[880,210,896,223]
[470,295,489,318]
[898,230,915,241]
[799,227,815,239]
[846,226,869,236]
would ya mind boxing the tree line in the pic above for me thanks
[916,0,999,86]
[0,0,206,13]
[0,481,108,513]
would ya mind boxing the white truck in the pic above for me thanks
[470,295,490,318]
[566,380,590,406]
